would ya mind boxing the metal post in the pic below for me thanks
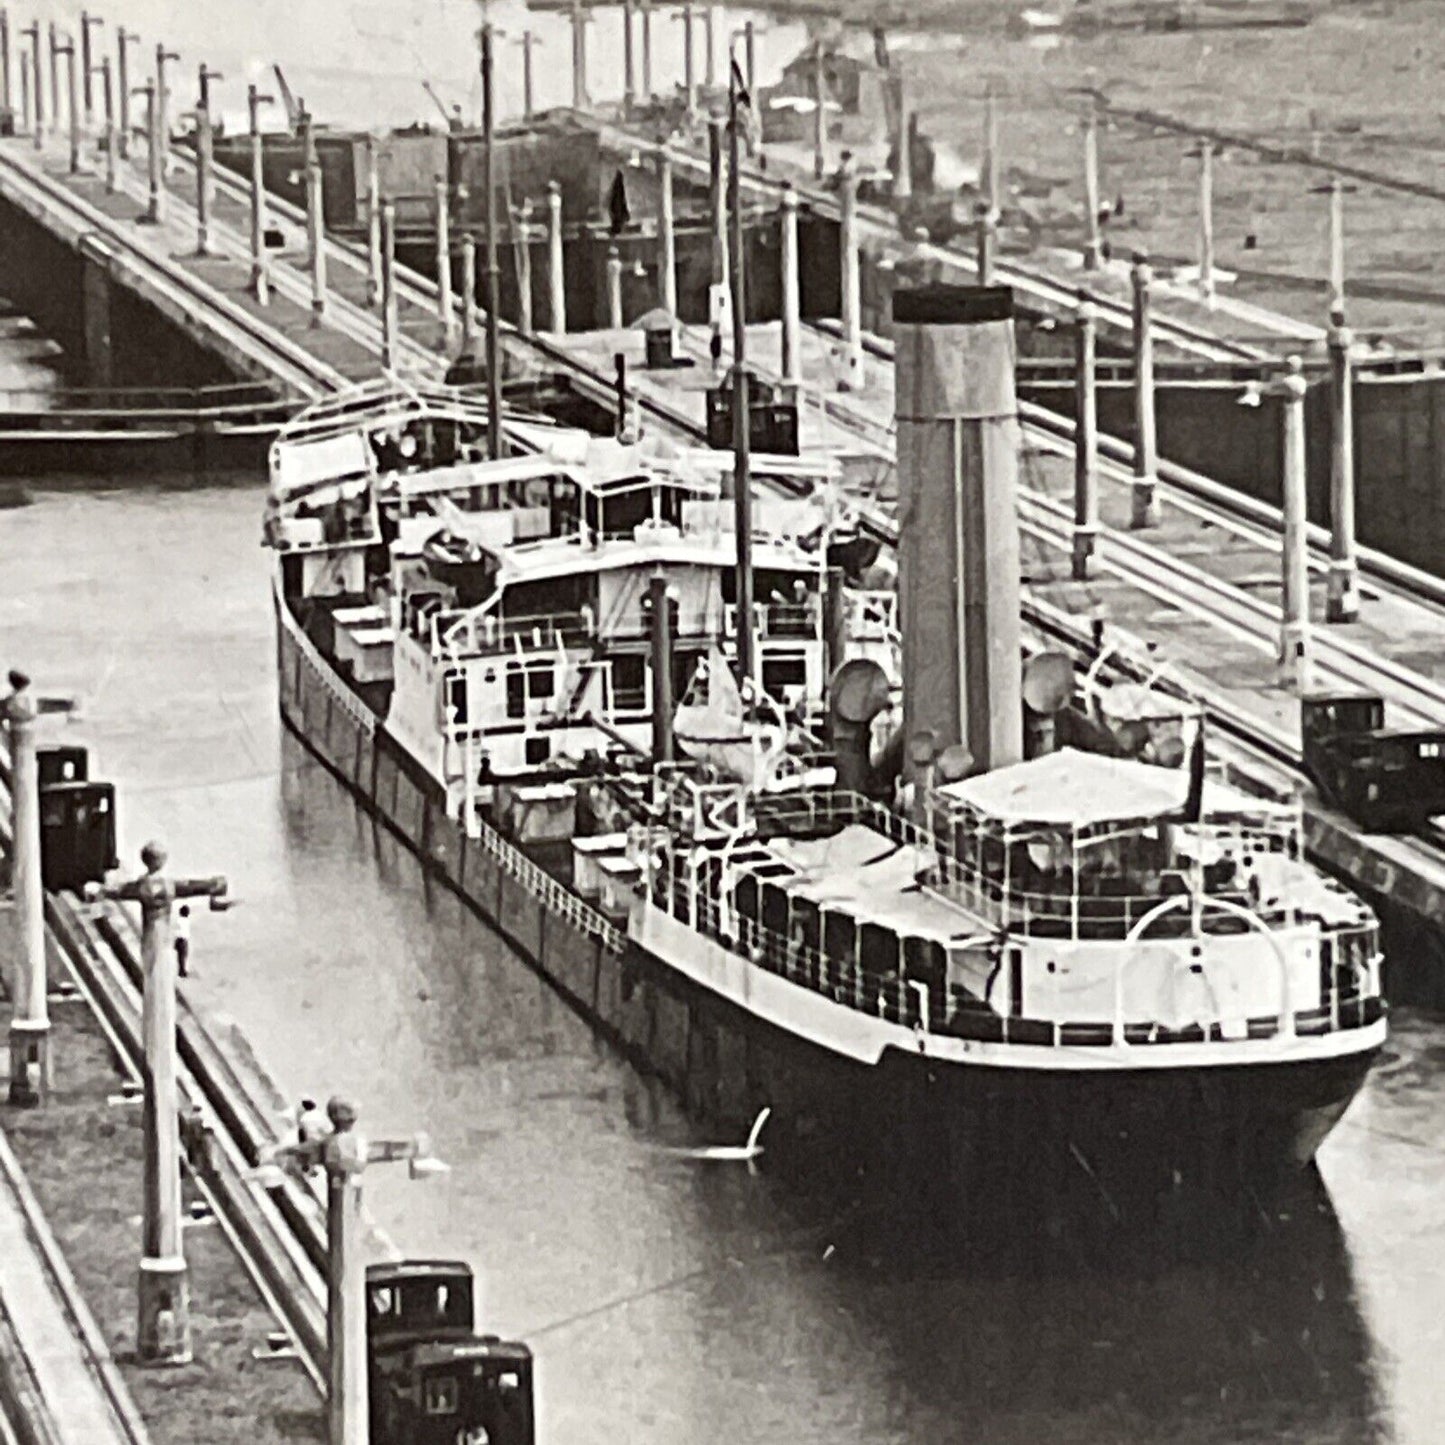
[306,158,327,324]
[975,202,994,286]
[547,179,566,332]
[744,20,755,92]
[1082,103,1102,270]
[4,678,44,1106]
[606,245,623,329]
[154,44,177,193]
[839,154,862,391]
[779,180,800,388]
[811,39,826,180]
[323,1102,367,1445]
[80,11,101,126]
[1278,356,1310,684]
[461,233,477,350]
[1072,295,1098,580]
[1129,250,1159,528]
[380,200,397,370]
[195,66,222,256]
[115,26,131,158]
[1326,310,1359,622]
[680,3,696,119]
[640,0,652,99]
[655,150,677,321]
[515,207,533,337]
[363,135,381,307]
[22,21,37,148]
[622,0,635,112]
[570,0,587,111]
[728,76,752,687]
[0,10,11,126]
[248,86,271,301]
[984,82,1000,223]
[137,80,159,221]
[1197,142,1215,303]
[649,574,675,762]
[60,40,77,173]
[1327,177,1344,317]
[481,22,502,459]
[519,31,535,120]
[708,116,728,290]
[894,90,912,202]
[703,3,716,91]
[46,22,56,136]
[435,176,453,343]
[20,49,29,136]
[88,845,228,1366]
[98,58,115,191]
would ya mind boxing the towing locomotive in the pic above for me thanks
[1302,691,1445,832]
[367,1260,534,1445]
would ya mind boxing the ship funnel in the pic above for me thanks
[893,285,1023,779]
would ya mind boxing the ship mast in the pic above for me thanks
[479,8,503,459]
[728,58,753,687]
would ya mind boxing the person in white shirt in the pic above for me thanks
[174,905,191,977]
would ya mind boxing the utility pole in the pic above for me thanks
[728,67,753,687]
[4,673,75,1107]
[194,64,222,256]
[258,1097,447,1445]
[480,17,502,459]
[80,11,102,127]
[87,844,230,1364]
[1072,294,1098,580]
[1326,308,1359,623]
[247,85,273,301]
[1129,250,1160,529]
[115,26,134,158]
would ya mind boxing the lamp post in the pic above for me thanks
[1081,101,1102,270]
[1190,140,1215,304]
[95,56,115,191]
[3,672,75,1107]
[194,64,222,256]
[1325,307,1359,623]
[115,26,135,159]
[479,15,502,459]
[135,79,158,221]
[45,21,57,137]
[21,22,38,149]
[674,3,696,120]
[727,62,753,687]
[1273,357,1311,688]
[58,37,77,174]
[86,844,230,1364]
[1072,294,1099,580]
[434,175,453,344]
[79,11,101,127]
[1129,250,1160,529]
[153,43,177,198]
[380,199,397,371]
[640,0,653,100]
[260,1097,447,1445]
[247,85,273,301]
[516,31,538,121]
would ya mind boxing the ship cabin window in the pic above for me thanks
[902,935,944,986]
[611,653,646,713]
[1016,830,1072,895]
[501,574,592,631]
[423,1374,460,1416]
[506,664,555,719]
[761,652,807,702]
[860,921,898,977]
[760,881,790,933]
[789,897,820,953]
[673,649,704,700]
[733,875,760,923]
[823,910,856,968]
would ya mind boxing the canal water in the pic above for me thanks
[1,477,1443,1444]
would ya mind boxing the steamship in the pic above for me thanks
[263,294,1385,1209]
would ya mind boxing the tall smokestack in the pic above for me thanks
[893,285,1023,778]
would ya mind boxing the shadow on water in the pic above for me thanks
[279,734,1387,1444]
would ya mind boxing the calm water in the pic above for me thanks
[0,479,1443,1444]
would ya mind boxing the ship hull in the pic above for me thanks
[276,598,1378,1215]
